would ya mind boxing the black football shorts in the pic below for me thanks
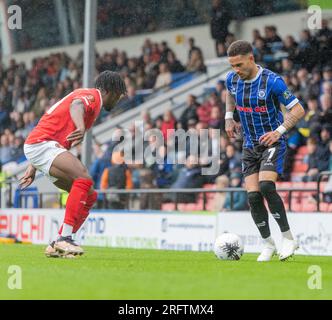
[242,141,287,177]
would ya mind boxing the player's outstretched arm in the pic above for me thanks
[67,99,86,148]
[225,91,237,138]
[259,103,305,147]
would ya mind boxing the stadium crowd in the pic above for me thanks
[0,37,206,165]
[1,19,331,210]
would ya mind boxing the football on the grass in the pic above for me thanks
[214,233,244,260]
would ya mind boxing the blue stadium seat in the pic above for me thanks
[14,187,39,208]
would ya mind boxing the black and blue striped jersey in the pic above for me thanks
[226,65,300,148]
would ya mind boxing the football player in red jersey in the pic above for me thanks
[19,71,127,258]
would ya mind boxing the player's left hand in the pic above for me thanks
[259,130,281,147]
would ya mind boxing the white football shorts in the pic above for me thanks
[24,141,68,183]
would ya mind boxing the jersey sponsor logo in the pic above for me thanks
[236,106,267,113]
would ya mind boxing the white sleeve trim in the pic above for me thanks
[285,98,299,110]
[82,96,90,106]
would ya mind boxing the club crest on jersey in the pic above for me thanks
[258,90,266,98]
[283,90,292,100]
[230,87,236,95]
[87,94,95,102]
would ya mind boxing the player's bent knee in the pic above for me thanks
[247,191,264,205]
[72,177,94,192]
[259,181,276,197]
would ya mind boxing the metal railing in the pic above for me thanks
[2,186,325,212]
[3,170,332,211]
[317,171,332,212]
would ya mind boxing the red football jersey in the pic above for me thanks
[25,88,102,150]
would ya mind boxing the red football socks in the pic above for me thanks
[59,178,93,236]
[73,191,97,233]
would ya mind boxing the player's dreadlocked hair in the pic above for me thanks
[95,71,127,95]
[227,40,253,57]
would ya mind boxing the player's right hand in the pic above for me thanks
[66,128,85,147]
[19,165,36,190]
[225,119,236,138]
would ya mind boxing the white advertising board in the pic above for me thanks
[1,209,332,256]
[0,209,216,252]
[78,212,216,252]
[217,212,332,256]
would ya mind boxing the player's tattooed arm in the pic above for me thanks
[282,103,305,131]
[225,91,236,138]
[67,99,86,147]
[259,103,305,147]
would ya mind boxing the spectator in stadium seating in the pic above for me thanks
[302,137,329,182]
[322,65,332,85]
[89,144,110,208]
[188,37,202,61]
[139,168,162,210]
[151,145,173,188]
[296,29,318,71]
[208,106,223,129]
[319,93,332,125]
[316,20,332,68]
[253,37,270,65]
[252,29,262,45]
[197,92,220,125]
[159,41,172,64]
[210,0,232,55]
[222,172,248,211]
[308,69,322,98]
[167,155,205,203]
[280,58,294,75]
[212,174,229,211]
[322,140,332,203]
[264,25,283,49]
[167,51,185,73]
[115,85,139,112]
[186,49,206,73]
[319,125,331,152]
[161,110,176,142]
[290,96,321,144]
[178,94,199,130]
[225,144,242,174]
[0,134,13,164]
[296,68,310,101]
[282,35,298,62]
[216,42,227,57]
[100,150,133,209]
[154,63,172,90]
[150,43,161,63]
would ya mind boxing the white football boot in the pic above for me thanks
[279,238,299,261]
[257,238,277,262]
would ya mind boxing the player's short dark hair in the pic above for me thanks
[95,71,127,95]
[227,40,253,57]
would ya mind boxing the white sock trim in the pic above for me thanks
[61,223,73,237]
[282,230,294,240]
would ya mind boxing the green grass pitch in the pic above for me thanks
[0,244,331,300]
